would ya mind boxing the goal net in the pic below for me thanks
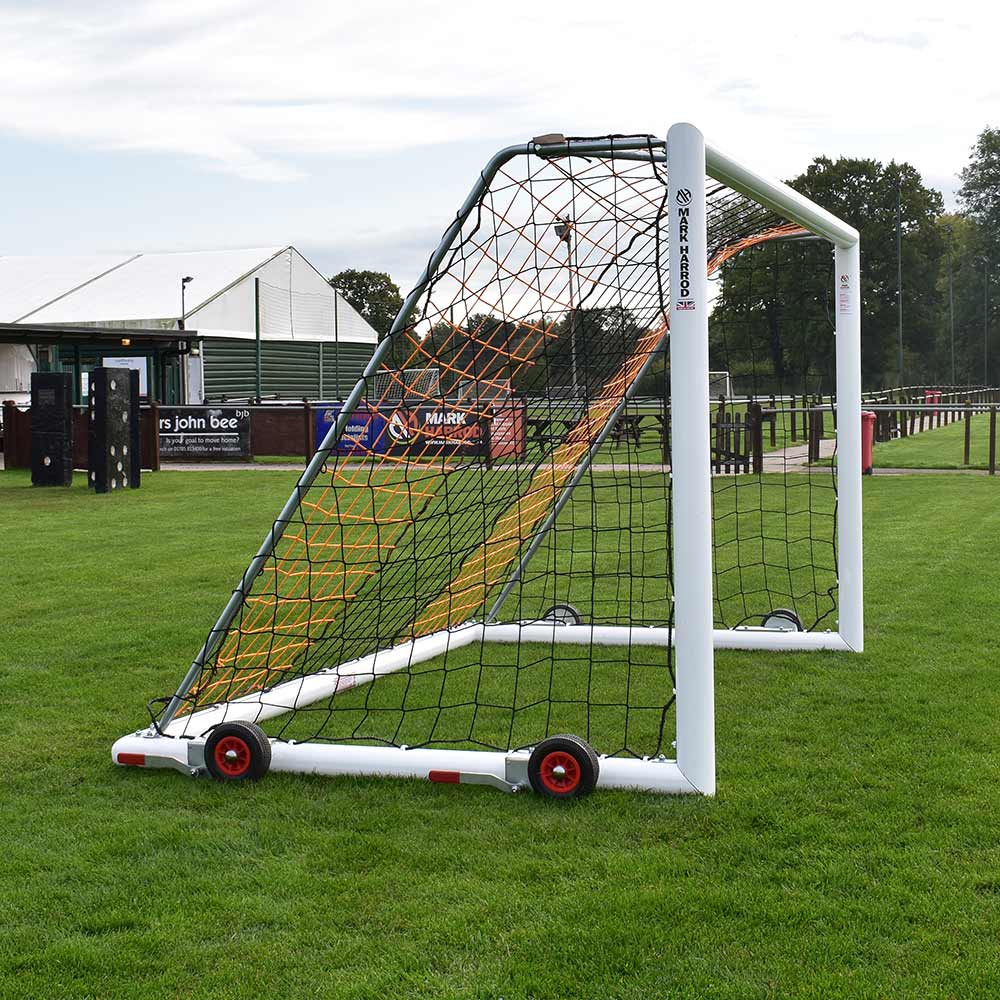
[114,127,861,796]
[371,367,441,402]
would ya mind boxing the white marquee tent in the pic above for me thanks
[0,247,378,404]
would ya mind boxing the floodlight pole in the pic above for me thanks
[947,226,955,385]
[666,122,715,796]
[984,256,991,385]
[896,175,903,390]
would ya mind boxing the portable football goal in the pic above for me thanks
[113,124,862,797]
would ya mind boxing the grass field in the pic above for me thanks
[3,468,1000,997]
[872,411,997,470]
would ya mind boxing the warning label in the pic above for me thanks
[838,273,853,315]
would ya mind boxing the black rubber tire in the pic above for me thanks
[204,721,272,782]
[761,608,804,632]
[528,734,599,799]
[541,603,583,626]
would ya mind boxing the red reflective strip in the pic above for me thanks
[118,752,146,767]
[428,770,461,784]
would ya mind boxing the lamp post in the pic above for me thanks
[180,275,194,330]
[555,218,578,399]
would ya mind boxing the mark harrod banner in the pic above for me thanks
[158,407,252,460]
[379,399,527,459]
[382,404,486,457]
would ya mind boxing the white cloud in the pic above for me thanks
[0,0,992,186]
[0,0,992,284]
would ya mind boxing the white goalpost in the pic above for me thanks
[113,124,862,798]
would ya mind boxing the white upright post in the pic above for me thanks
[667,123,716,795]
[835,242,864,652]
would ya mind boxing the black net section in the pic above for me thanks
[155,137,841,758]
[709,234,839,631]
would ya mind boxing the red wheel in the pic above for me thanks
[213,735,252,777]
[537,750,581,794]
[204,721,271,782]
[528,735,599,799]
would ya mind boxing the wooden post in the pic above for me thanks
[964,408,972,466]
[749,402,763,475]
[714,399,723,474]
[3,401,23,469]
[769,395,777,447]
[724,402,732,475]
[149,402,161,472]
[991,407,997,476]
[732,407,741,474]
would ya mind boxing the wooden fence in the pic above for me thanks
[865,403,999,474]
[6,394,999,475]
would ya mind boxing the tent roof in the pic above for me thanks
[1,248,285,325]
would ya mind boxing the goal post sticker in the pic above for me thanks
[674,188,696,311]
[838,272,853,316]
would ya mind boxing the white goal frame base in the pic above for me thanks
[111,733,702,795]
[112,617,847,796]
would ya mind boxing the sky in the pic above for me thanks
[0,0,994,291]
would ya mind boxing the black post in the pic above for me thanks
[990,406,997,475]
[749,402,763,475]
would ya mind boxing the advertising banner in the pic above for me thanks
[382,404,486,457]
[159,407,251,460]
[314,403,386,456]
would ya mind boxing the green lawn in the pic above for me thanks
[873,411,997,470]
[3,468,1000,997]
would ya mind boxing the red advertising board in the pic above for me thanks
[488,398,527,459]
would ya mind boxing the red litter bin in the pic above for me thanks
[924,388,941,417]
[861,410,876,475]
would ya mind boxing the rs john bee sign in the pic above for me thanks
[158,407,251,460]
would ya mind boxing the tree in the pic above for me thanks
[329,269,403,338]
[956,129,1000,384]
[710,156,946,389]
[792,157,945,386]
[958,128,1000,255]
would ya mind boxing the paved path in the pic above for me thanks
[2,437,991,477]
[156,446,840,476]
